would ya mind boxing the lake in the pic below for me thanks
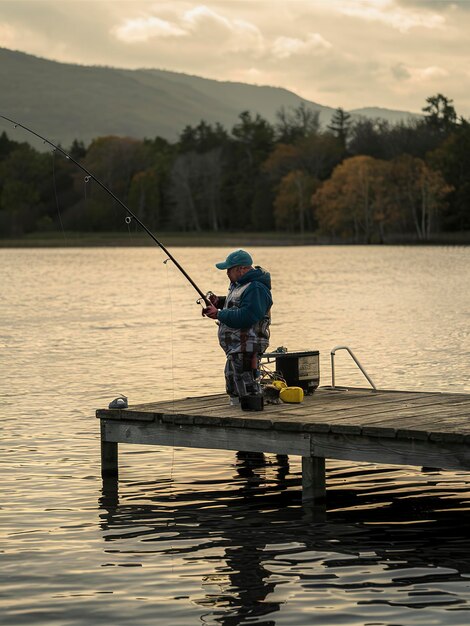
[1,245,470,626]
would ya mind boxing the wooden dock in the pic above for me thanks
[97,387,470,509]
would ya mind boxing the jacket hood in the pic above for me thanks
[238,266,271,289]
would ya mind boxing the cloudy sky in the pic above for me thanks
[1,0,469,116]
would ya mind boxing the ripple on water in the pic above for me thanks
[1,246,470,625]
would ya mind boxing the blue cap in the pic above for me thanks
[215,249,253,270]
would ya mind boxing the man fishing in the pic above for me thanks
[202,249,272,410]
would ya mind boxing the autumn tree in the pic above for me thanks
[312,156,390,242]
[262,143,300,182]
[265,132,343,233]
[263,135,342,191]
[274,170,318,233]
[295,133,344,180]
[313,154,451,242]
[388,155,452,239]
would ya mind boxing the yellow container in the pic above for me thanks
[279,386,304,403]
[272,380,288,390]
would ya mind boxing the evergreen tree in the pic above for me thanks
[422,93,457,133]
[224,111,275,229]
[327,107,352,149]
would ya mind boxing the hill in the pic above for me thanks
[350,106,420,124]
[0,47,418,149]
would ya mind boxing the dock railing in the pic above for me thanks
[330,345,377,390]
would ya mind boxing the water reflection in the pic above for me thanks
[99,460,470,624]
[100,454,294,624]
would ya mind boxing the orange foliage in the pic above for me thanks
[262,143,300,180]
[312,155,451,241]
[274,170,318,232]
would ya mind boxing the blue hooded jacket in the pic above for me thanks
[217,266,272,329]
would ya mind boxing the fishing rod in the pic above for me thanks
[0,114,210,306]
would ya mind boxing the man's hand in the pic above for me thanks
[207,293,220,307]
[202,303,219,319]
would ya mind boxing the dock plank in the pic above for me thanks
[98,389,470,436]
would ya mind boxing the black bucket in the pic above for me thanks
[240,394,264,411]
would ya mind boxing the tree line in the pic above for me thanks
[0,93,469,242]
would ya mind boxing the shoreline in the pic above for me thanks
[1,231,469,247]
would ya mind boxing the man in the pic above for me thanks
[203,249,272,409]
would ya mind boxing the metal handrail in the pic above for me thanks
[330,346,377,390]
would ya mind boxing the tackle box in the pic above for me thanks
[262,350,320,395]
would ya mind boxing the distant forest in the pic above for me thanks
[1,93,469,243]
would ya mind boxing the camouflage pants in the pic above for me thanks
[224,352,261,399]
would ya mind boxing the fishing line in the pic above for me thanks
[163,257,176,404]
[164,257,177,491]
[51,149,67,244]
[1,114,209,306]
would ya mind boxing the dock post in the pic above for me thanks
[302,456,326,515]
[100,422,118,479]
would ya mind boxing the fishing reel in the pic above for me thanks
[198,291,217,315]
[196,291,214,304]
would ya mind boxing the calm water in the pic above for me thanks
[1,245,470,626]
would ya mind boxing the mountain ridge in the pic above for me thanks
[0,47,419,149]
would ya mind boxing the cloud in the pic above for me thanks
[114,15,187,43]
[328,0,445,33]
[271,33,332,60]
[112,4,263,53]
[392,62,448,83]
[416,66,449,80]
[113,16,186,43]
[183,5,263,52]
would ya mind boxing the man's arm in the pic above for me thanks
[217,283,272,329]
